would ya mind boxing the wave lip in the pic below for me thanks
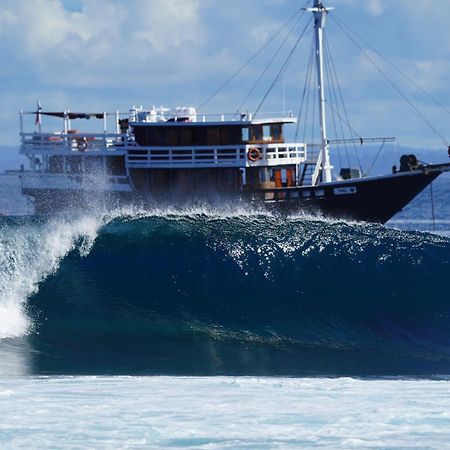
[0,215,104,339]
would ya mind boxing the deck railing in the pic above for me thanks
[20,132,127,154]
[20,131,307,169]
[125,143,307,169]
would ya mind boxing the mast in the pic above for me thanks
[307,0,333,183]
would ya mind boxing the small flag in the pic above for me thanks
[35,101,42,126]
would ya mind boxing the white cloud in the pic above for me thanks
[129,0,204,52]
[0,0,449,149]
[366,0,383,16]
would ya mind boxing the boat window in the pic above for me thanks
[263,125,271,141]
[241,127,249,142]
[48,156,63,173]
[250,126,263,142]
[271,124,282,141]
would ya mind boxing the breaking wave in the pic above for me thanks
[1,207,450,376]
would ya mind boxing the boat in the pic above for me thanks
[17,1,450,222]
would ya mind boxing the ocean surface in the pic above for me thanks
[0,173,449,448]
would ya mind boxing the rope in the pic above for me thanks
[324,32,362,172]
[235,10,307,115]
[430,182,436,232]
[366,140,386,176]
[254,17,313,118]
[331,15,449,148]
[295,35,315,142]
[333,14,450,119]
[197,4,308,111]
[323,41,343,168]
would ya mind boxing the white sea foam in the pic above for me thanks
[0,215,104,339]
[0,376,449,449]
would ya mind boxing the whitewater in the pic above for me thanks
[0,174,450,448]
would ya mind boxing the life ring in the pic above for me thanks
[248,148,262,162]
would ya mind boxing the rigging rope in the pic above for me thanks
[324,32,363,172]
[197,4,308,111]
[333,14,450,119]
[235,10,307,115]
[323,37,348,168]
[366,140,386,176]
[295,35,315,142]
[331,15,449,148]
[253,17,313,118]
[430,182,436,232]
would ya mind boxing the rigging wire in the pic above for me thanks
[331,15,449,148]
[235,9,307,115]
[324,31,363,172]
[295,35,315,142]
[332,14,450,119]
[299,35,316,144]
[197,3,308,111]
[366,140,386,176]
[323,42,343,168]
[253,17,313,118]
[323,37,347,168]
[430,182,436,232]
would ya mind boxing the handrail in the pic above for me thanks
[20,132,128,153]
[126,143,307,168]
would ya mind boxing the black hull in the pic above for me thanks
[24,169,442,224]
[249,170,441,224]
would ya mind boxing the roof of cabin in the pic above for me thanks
[130,117,297,127]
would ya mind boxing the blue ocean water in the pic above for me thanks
[0,173,449,448]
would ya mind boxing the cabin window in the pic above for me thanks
[271,124,282,141]
[250,126,263,142]
[263,125,271,141]
[241,127,249,142]
[48,156,63,173]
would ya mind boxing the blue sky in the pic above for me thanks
[1,0,450,155]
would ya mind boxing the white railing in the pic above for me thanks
[246,143,307,167]
[20,132,128,154]
[125,143,307,169]
[126,145,246,168]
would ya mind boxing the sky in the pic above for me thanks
[1,0,450,159]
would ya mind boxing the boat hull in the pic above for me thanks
[23,169,442,224]
[248,170,441,224]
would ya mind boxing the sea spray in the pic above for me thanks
[0,215,104,339]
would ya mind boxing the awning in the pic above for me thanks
[36,112,105,120]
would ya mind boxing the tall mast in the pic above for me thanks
[307,0,333,183]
